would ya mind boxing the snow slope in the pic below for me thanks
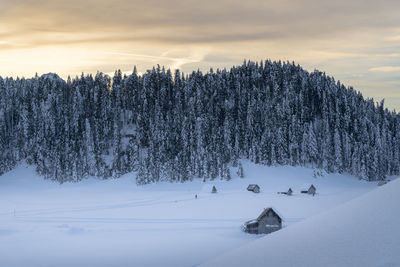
[201,178,400,267]
[0,162,381,267]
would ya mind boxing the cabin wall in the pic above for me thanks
[258,214,282,234]
[245,223,259,234]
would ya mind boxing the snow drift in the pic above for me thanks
[200,179,400,267]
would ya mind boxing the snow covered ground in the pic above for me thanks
[201,175,400,267]
[0,162,387,267]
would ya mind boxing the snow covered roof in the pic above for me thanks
[247,184,260,190]
[244,219,258,226]
[257,208,282,223]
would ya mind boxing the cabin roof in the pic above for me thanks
[244,219,258,226]
[309,184,316,190]
[247,184,260,190]
[256,208,282,223]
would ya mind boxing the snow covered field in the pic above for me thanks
[201,175,400,267]
[0,162,387,267]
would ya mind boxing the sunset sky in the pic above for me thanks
[1,0,400,109]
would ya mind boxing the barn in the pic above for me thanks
[247,184,260,193]
[243,208,282,234]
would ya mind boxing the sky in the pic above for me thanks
[0,0,399,110]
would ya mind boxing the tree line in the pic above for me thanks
[0,60,399,183]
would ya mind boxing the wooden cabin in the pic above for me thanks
[287,188,293,196]
[247,184,260,193]
[278,188,293,195]
[308,184,316,195]
[243,208,282,234]
[211,186,217,193]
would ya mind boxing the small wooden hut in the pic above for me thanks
[287,188,293,196]
[243,208,282,234]
[308,184,316,195]
[247,184,260,193]
[301,184,316,195]
[278,188,293,195]
[211,186,217,193]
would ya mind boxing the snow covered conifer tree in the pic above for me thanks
[224,165,231,181]
[334,129,343,172]
[1,60,399,183]
[237,162,244,178]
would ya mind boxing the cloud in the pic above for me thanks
[103,51,204,70]
[1,0,400,110]
[369,66,400,72]
[1,0,400,47]
[203,54,234,63]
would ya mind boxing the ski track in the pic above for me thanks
[1,190,240,218]
[14,217,247,224]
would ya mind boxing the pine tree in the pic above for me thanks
[224,165,231,181]
[237,162,244,178]
[0,60,399,183]
[334,129,343,172]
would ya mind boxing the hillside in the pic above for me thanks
[201,177,400,267]
[0,162,379,267]
[1,61,399,183]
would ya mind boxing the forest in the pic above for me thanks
[0,60,399,184]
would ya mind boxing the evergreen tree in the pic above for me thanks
[0,60,398,183]
[237,162,244,178]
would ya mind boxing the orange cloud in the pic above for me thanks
[1,0,400,109]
